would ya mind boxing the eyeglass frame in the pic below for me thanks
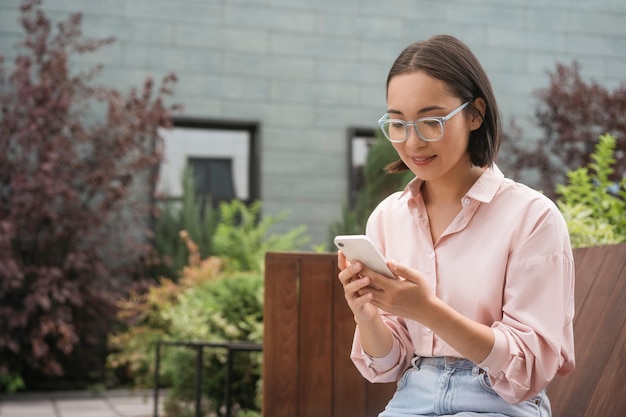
[377,101,472,143]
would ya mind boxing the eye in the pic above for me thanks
[421,119,440,128]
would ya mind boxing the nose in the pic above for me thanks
[406,124,427,147]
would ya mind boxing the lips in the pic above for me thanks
[411,155,436,165]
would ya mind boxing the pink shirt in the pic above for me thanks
[351,165,575,405]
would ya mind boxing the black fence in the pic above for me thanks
[154,340,263,417]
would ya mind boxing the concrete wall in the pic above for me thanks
[2,0,626,246]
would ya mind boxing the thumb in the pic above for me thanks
[388,259,422,283]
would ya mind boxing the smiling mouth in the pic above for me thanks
[411,155,436,165]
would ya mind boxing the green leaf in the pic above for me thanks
[556,133,626,247]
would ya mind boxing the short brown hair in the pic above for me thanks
[384,34,502,173]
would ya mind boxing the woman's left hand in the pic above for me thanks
[361,259,437,322]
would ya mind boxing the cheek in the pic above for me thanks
[442,126,472,154]
[391,143,405,157]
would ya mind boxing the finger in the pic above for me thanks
[352,290,374,310]
[337,250,348,270]
[388,259,422,283]
[345,276,371,298]
[338,260,362,286]
[359,263,390,280]
[360,265,394,289]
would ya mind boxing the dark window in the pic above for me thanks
[188,157,236,206]
[347,127,376,208]
[157,118,260,205]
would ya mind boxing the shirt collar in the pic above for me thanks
[398,164,504,204]
[467,164,504,203]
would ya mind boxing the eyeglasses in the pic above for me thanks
[378,101,471,143]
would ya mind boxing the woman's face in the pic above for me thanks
[386,71,474,182]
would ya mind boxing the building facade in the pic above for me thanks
[2,0,626,245]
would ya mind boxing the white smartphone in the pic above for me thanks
[334,234,394,278]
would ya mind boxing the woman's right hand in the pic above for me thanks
[337,250,380,323]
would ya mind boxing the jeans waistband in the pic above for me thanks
[411,356,481,373]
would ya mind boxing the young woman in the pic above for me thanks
[337,35,575,416]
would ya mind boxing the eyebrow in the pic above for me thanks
[387,105,446,117]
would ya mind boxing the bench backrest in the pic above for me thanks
[262,243,626,417]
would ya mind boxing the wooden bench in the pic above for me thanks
[262,243,626,417]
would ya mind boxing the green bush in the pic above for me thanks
[108,199,309,416]
[160,271,263,416]
[212,199,309,272]
[154,166,309,277]
[0,373,25,393]
[556,133,626,247]
[153,166,218,278]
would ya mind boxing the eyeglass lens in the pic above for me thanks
[382,119,442,141]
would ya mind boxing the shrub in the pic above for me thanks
[212,199,309,272]
[160,270,263,416]
[0,0,178,388]
[153,165,218,279]
[556,133,626,247]
[108,200,309,416]
[153,167,309,277]
[501,62,626,198]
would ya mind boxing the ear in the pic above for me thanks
[469,97,486,131]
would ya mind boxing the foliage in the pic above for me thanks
[212,200,309,272]
[556,133,626,247]
[327,132,413,248]
[153,168,309,277]
[500,62,626,198]
[160,270,263,416]
[155,183,309,278]
[108,238,261,416]
[108,200,309,415]
[153,165,218,278]
[0,373,25,394]
[107,232,218,383]
[0,0,178,388]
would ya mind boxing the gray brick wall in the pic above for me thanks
[2,0,626,246]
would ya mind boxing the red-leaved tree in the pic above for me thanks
[0,0,179,387]
[500,62,626,198]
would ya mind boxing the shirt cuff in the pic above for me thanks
[362,337,401,373]
[478,327,510,374]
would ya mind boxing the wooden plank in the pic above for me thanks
[570,246,589,309]
[366,381,396,417]
[298,255,334,417]
[548,245,597,413]
[328,253,396,416]
[571,245,604,324]
[332,259,369,417]
[582,255,626,417]
[549,244,626,417]
[263,253,300,417]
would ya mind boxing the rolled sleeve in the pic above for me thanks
[350,315,414,383]
[478,212,576,404]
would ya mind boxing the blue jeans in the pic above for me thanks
[379,356,550,417]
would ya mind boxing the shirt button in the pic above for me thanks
[429,251,435,259]
[463,197,471,206]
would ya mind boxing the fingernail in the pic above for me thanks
[388,259,398,268]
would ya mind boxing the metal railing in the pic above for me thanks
[153,340,263,417]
